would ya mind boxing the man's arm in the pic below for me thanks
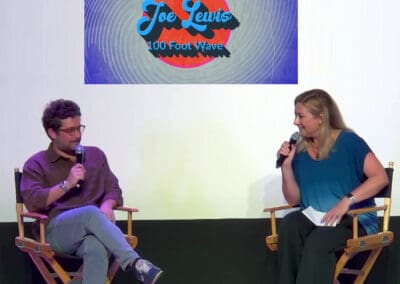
[100,152,124,206]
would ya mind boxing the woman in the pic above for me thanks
[277,89,388,284]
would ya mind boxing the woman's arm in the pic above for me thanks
[351,152,389,202]
[322,152,388,225]
[279,142,300,205]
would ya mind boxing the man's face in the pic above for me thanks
[48,116,83,154]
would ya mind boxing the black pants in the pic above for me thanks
[277,210,366,284]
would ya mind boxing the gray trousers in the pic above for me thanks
[46,205,140,284]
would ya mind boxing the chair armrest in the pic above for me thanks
[264,204,298,234]
[347,205,386,216]
[20,211,48,221]
[115,206,139,213]
[114,206,139,244]
[19,212,49,244]
[264,204,298,249]
[263,204,294,213]
[347,205,387,239]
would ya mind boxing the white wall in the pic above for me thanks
[1,0,399,221]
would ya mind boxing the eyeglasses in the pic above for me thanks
[58,125,85,135]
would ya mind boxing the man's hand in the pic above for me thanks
[66,163,86,188]
[100,199,117,223]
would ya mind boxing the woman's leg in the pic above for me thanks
[295,215,354,284]
[278,210,315,284]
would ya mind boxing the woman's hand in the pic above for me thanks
[277,141,296,168]
[321,198,351,226]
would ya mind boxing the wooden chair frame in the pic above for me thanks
[14,168,139,284]
[263,162,394,284]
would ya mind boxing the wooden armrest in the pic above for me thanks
[114,206,139,239]
[347,205,386,216]
[263,204,294,213]
[19,212,48,243]
[115,206,139,213]
[264,204,298,247]
[20,211,48,221]
[347,205,388,239]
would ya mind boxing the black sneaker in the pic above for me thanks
[135,259,163,284]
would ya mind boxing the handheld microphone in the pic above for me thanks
[276,132,300,168]
[75,144,85,188]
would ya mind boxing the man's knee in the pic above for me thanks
[80,205,101,214]
[79,205,106,221]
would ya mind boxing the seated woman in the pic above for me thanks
[276,89,388,284]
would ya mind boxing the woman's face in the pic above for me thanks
[293,102,322,139]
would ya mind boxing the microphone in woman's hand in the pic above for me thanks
[276,132,300,168]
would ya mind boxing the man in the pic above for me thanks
[21,99,163,284]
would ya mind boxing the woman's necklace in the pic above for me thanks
[309,142,319,159]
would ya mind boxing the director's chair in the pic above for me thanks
[14,168,139,284]
[263,162,394,284]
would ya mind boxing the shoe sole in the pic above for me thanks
[150,270,163,284]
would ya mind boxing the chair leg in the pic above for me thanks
[29,254,57,284]
[353,248,382,284]
[334,252,353,280]
[107,260,120,283]
[46,257,73,284]
[72,265,83,282]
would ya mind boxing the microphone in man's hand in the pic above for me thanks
[75,144,85,164]
[275,132,300,168]
[75,144,85,187]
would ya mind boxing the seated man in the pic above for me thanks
[20,99,163,284]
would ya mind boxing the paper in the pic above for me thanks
[302,206,337,227]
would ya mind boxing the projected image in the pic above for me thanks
[85,0,298,84]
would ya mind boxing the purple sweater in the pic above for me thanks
[21,144,123,222]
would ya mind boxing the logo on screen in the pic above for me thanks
[137,0,240,68]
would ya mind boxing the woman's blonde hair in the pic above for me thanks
[295,89,349,159]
